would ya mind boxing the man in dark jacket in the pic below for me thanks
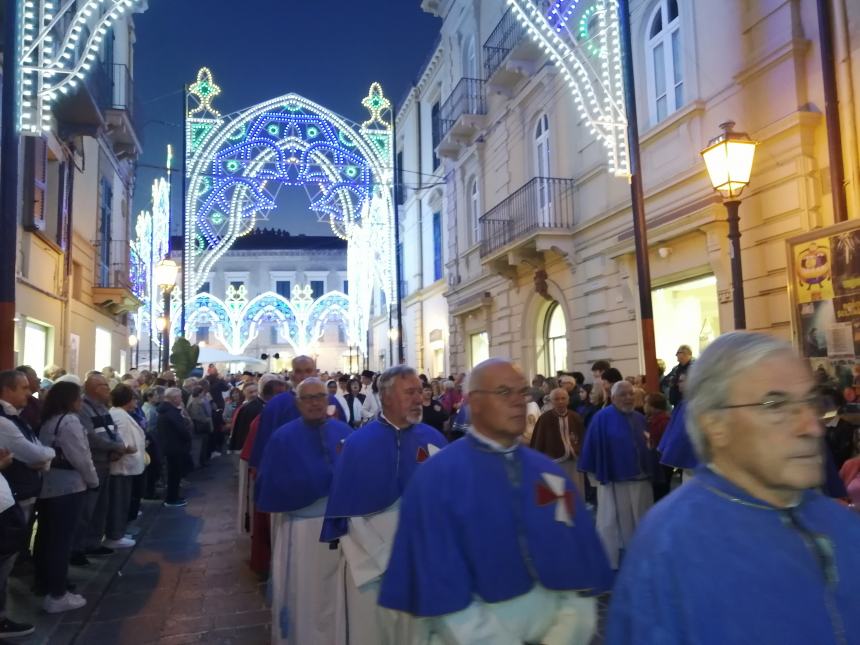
[157,388,193,508]
[660,345,694,407]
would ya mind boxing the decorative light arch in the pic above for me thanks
[508,0,629,176]
[18,0,148,134]
[184,69,395,358]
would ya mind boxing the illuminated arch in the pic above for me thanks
[184,71,395,356]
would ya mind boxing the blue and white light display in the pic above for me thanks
[508,0,629,176]
[184,69,395,358]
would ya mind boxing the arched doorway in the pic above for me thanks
[179,69,395,358]
[537,301,567,376]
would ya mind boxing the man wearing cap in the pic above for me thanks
[607,331,860,644]
[661,345,694,407]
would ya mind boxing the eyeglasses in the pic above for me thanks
[717,394,824,424]
[470,386,530,401]
[298,393,328,402]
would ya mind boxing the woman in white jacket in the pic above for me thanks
[105,384,146,549]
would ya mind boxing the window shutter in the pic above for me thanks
[22,137,48,232]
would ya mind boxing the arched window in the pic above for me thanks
[462,35,477,78]
[543,302,567,375]
[534,114,551,221]
[646,0,683,124]
[467,176,480,245]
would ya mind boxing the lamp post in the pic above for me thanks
[154,258,180,373]
[701,121,758,330]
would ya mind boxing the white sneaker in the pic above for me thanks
[43,592,87,613]
[211,451,222,458]
[102,537,136,549]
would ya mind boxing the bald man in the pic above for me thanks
[380,359,611,644]
[531,388,586,496]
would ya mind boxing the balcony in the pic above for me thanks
[483,7,545,93]
[92,240,143,315]
[479,177,577,272]
[434,78,487,159]
[104,64,143,159]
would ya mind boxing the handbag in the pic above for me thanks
[49,414,77,471]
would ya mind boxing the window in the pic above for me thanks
[432,212,443,281]
[534,115,551,222]
[310,281,325,299]
[97,178,113,286]
[431,101,441,170]
[23,321,50,377]
[94,327,112,372]
[469,332,489,369]
[22,137,47,232]
[342,280,349,295]
[543,303,567,376]
[646,0,683,124]
[275,280,291,299]
[395,150,405,205]
[467,177,480,246]
[197,326,210,344]
[462,35,477,78]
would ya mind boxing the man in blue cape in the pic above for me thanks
[255,377,352,645]
[321,365,446,645]
[379,359,611,644]
[607,332,860,644]
[657,373,699,479]
[578,379,652,569]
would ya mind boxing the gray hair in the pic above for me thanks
[182,377,199,389]
[164,387,183,403]
[378,365,418,397]
[296,377,324,396]
[685,331,796,462]
[610,380,632,398]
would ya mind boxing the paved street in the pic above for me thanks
[6,456,269,645]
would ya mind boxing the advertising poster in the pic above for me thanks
[793,238,834,303]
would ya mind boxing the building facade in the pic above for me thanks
[189,229,351,373]
[12,7,145,378]
[403,0,860,379]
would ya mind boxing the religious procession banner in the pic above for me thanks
[787,220,860,397]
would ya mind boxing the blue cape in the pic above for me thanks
[379,434,613,616]
[320,418,447,541]
[606,466,860,644]
[254,417,353,513]
[248,390,343,469]
[578,406,651,484]
[657,401,699,469]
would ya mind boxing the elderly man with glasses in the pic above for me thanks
[607,332,860,644]
[380,359,610,645]
[255,377,352,645]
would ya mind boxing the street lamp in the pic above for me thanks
[701,121,758,330]
[155,258,180,372]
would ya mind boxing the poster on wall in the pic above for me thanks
[68,334,79,377]
[788,221,860,394]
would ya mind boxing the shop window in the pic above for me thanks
[23,321,50,378]
[469,331,489,369]
[646,0,684,124]
[94,327,112,372]
[652,275,719,371]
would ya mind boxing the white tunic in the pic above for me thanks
[593,477,653,569]
[271,497,339,645]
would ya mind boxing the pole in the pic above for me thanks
[162,290,172,372]
[0,0,21,369]
[816,0,848,223]
[617,0,659,392]
[179,85,187,334]
[724,200,746,329]
[391,105,405,364]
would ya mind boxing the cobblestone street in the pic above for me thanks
[5,456,269,645]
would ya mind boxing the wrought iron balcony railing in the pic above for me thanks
[484,8,526,79]
[479,177,576,257]
[94,239,133,290]
[437,77,487,139]
[108,64,141,129]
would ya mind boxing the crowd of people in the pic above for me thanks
[228,335,859,644]
[0,331,858,642]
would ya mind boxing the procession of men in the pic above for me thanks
[234,335,860,645]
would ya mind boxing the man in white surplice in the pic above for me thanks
[255,378,353,644]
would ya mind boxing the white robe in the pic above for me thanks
[334,503,416,645]
[593,478,653,569]
[271,498,339,645]
[237,458,251,535]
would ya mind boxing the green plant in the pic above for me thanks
[170,337,200,380]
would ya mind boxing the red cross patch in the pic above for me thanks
[535,473,574,526]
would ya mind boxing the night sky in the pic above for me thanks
[132,0,441,236]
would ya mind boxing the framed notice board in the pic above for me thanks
[787,219,860,393]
